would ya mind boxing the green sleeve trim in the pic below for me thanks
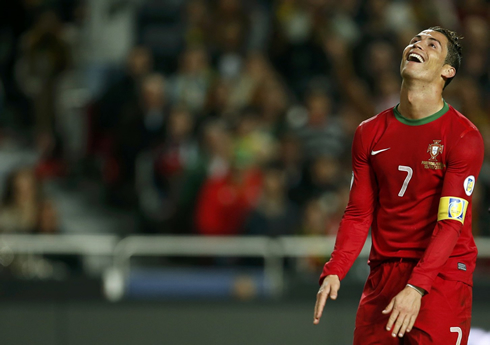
[393,101,449,126]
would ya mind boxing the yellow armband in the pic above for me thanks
[437,197,468,224]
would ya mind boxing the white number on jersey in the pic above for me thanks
[450,327,462,345]
[397,165,413,197]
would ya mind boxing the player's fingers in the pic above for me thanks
[313,285,331,324]
[406,315,417,333]
[391,313,406,338]
[313,296,326,324]
[382,299,394,314]
[329,282,339,300]
[397,314,411,337]
[385,305,398,332]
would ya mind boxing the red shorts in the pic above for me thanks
[353,260,472,345]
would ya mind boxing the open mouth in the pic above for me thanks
[407,53,424,63]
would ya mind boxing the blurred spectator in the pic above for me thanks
[88,45,154,185]
[53,2,91,168]
[204,77,234,119]
[269,0,330,96]
[137,106,199,232]
[277,133,304,191]
[194,153,262,236]
[328,1,362,47]
[0,0,44,128]
[300,197,329,237]
[35,199,59,234]
[233,108,277,169]
[244,162,300,236]
[461,16,488,81]
[33,199,83,275]
[337,104,365,140]
[0,168,82,277]
[0,167,46,233]
[374,72,400,113]
[0,1,30,77]
[227,52,275,110]
[122,72,168,148]
[358,40,398,93]
[15,10,71,135]
[293,90,346,161]
[154,106,199,190]
[198,119,234,180]
[170,45,213,113]
[296,197,330,272]
[184,0,211,46]
[296,183,349,272]
[60,0,89,70]
[173,119,233,234]
[456,77,489,128]
[290,155,342,207]
[325,185,351,235]
[255,78,290,138]
[107,72,168,206]
[210,0,251,80]
[321,33,376,119]
[94,45,154,138]
[34,131,67,180]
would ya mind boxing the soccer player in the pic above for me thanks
[313,27,484,345]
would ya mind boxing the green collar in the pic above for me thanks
[393,101,449,126]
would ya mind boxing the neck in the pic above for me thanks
[398,79,444,120]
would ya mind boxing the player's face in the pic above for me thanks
[400,30,451,85]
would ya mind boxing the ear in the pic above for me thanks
[442,65,456,79]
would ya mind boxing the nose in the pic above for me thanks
[412,42,423,50]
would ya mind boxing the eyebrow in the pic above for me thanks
[412,35,442,47]
[428,37,442,47]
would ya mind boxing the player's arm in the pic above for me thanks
[314,124,377,325]
[383,128,484,337]
[408,128,484,292]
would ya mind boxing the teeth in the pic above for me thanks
[409,53,423,63]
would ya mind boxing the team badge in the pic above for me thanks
[427,140,444,161]
[422,140,444,170]
[464,175,475,196]
[438,196,468,224]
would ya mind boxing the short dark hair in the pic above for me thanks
[427,26,463,88]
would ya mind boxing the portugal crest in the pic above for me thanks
[427,140,444,161]
[422,140,444,169]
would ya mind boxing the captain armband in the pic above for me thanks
[437,197,468,224]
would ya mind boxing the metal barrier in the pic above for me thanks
[111,235,282,298]
[0,234,118,255]
[0,234,489,301]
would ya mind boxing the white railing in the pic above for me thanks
[0,234,118,255]
[0,234,489,300]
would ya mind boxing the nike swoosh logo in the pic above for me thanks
[371,148,391,155]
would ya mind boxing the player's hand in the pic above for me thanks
[313,275,340,325]
[382,286,423,338]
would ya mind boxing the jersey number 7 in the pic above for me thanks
[398,165,413,197]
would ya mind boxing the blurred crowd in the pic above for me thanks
[0,0,489,255]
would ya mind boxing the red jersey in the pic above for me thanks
[195,169,262,236]
[320,102,484,293]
